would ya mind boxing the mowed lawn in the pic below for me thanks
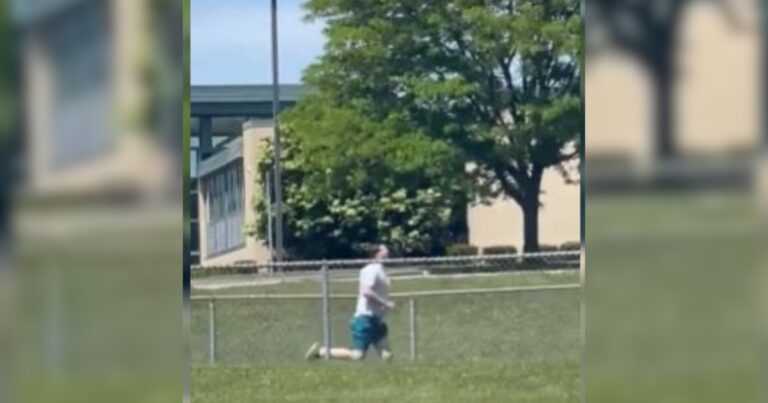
[191,271,580,402]
[193,270,579,296]
[586,190,761,403]
[192,361,579,403]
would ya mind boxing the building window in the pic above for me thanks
[42,0,113,168]
[190,177,200,264]
[190,220,200,264]
[203,161,245,256]
[190,149,198,178]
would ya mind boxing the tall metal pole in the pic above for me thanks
[270,0,285,261]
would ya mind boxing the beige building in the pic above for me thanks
[18,0,175,199]
[586,1,759,162]
[191,85,302,265]
[195,120,274,266]
[467,160,581,251]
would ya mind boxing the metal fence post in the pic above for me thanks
[47,263,63,375]
[321,265,332,360]
[409,298,417,361]
[209,299,216,364]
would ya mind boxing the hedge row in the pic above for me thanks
[445,244,480,256]
[446,241,580,256]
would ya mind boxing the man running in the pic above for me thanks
[306,244,395,361]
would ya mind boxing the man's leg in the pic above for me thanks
[320,347,365,361]
[373,338,393,362]
[372,320,392,361]
[306,342,365,361]
[306,316,376,362]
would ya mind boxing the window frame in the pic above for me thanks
[203,160,246,258]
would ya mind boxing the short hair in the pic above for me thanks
[373,244,389,259]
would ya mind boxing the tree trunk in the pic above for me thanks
[522,198,540,253]
[653,60,675,160]
[521,166,544,253]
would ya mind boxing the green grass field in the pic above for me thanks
[191,271,580,402]
[193,270,579,296]
[586,190,761,402]
[192,362,578,403]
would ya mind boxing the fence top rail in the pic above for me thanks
[190,283,580,301]
[191,249,580,271]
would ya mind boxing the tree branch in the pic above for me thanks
[527,163,544,201]
[485,72,506,126]
[497,55,520,123]
[592,1,653,63]
[557,64,579,97]
[495,168,524,203]
[468,93,496,124]
[557,148,580,164]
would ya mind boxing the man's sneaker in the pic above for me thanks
[305,342,320,361]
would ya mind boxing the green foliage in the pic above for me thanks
[445,243,479,256]
[139,0,184,142]
[559,241,580,251]
[255,101,470,259]
[482,245,518,255]
[0,4,13,149]
[302,0,581,251]
[538,244,558,253]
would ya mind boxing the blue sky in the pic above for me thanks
[191,0,326,85]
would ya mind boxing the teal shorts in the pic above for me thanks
[350,315,388,352]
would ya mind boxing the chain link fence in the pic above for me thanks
[191,250,579,277]
[190,250,581,365]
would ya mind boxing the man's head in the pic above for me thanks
[374,244,389,261]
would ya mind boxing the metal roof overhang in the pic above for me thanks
[191,84,303,117]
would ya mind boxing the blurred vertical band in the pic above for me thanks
[0,0,13,252]
[9,0,184,402]
[182,0,191,298]
[0,0,17,402]
[182,0,191,401]
[586,0,763,402]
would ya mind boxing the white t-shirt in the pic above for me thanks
[354,262,390,318]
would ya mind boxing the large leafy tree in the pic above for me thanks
[301,0,581,252]
[256,101,470,259]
